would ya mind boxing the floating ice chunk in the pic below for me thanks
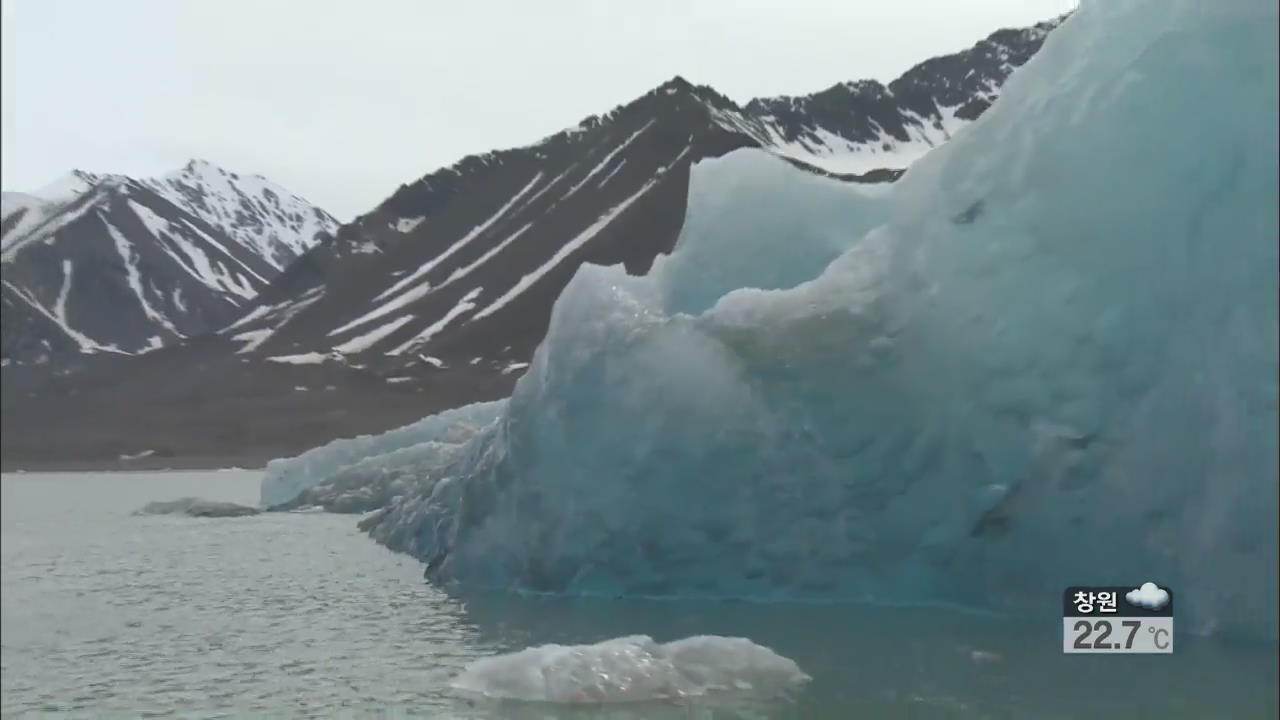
[451,635,809,704]
[134,497,259,517]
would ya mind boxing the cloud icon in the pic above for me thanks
[1126,582,1170,610]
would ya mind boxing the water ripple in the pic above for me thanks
[2,472,492,718]
[4,472,1277,719]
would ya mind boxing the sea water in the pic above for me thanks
[2,471,1275,718]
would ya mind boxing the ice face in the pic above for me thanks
[258,400,505,508]
[649,150,891,316]
[275,0,1278,641]
[450,634,809,704]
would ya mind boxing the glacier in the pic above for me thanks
[264,0,1279,641]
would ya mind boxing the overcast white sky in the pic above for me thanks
[1,0,1075,220]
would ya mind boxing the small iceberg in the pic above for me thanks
[134,497,260,518]
[451,634,809,704]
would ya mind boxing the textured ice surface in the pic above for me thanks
[646,150,891,316]
[258,400,504,508]
[451,635,809,703]
[272,0,1278,641]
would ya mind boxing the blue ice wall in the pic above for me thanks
[274,0,1279,641]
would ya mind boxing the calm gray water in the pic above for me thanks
[2,471,1276,718]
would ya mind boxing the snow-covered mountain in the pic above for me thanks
[225,17,1061,370]
[1,162,338,362]
[1,15,1064,470]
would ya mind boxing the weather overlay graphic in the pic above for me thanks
[1062,583,1173,654]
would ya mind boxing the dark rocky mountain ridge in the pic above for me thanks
[224,17,1061,372]
[1,16,1065,470]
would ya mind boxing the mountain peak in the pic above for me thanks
[174,159,278,189]
[658,75,694,91]
[648,75,738,112]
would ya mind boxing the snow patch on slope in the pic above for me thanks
[130,200,259,301]
[559,120,655,203]
[335,314,415,354]
[394,216,425,233]
[2,279,117,354]
[471,177,660,323]
[388,286,484,355]
[223,286,327,352]
[372,171,545,304]
[705,100,972,177]
[103,217,182,338]
[232,328,273,353]
[436,222,533,292]
[0,184,114,260]
[329,275,437,338]
[1,193,58,249]
[53,260,75,321]
[267,352,331,365]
